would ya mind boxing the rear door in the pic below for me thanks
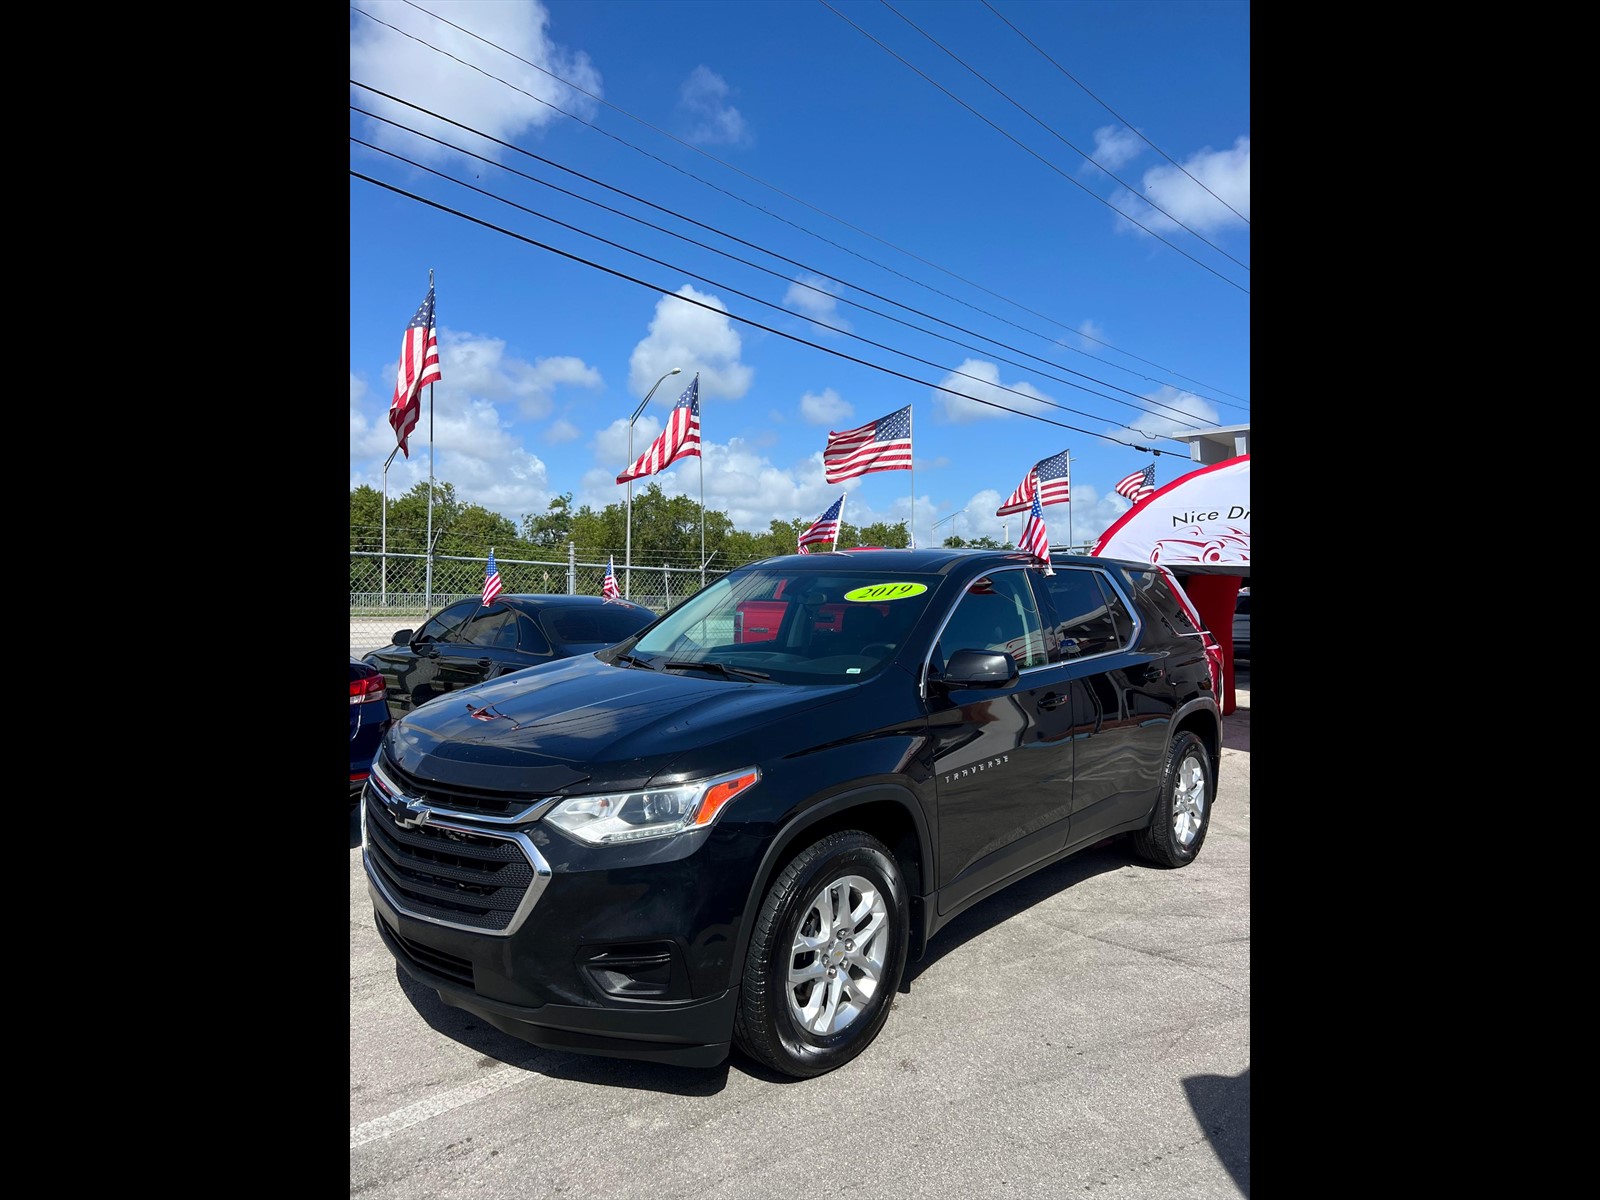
[1033,566,1171,849]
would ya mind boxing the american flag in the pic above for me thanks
[824,405,912,483]
[798,494,845,553]
[1114,464,1157,503]
[996,449,1071,516]
[1017,490,1053,573]
[482,549,503,605]
[617,374,701,483]
[389,286,442,459]
[602,555,621,600]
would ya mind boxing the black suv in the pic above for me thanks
[361,548,1223,1078]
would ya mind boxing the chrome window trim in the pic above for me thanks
[918,565,1054,699]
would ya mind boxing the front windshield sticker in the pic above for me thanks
[843,582,929,603]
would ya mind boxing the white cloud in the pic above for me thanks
[628,285,754,402]
[799,387,852,426]
[931,360,1055,423]
[1113,135,1250,235]
[678,65,751,146]
[1090,124,1143,171]
[784,275,851,335]
[350,329,605,523]
[544,419,581,444]
[1103,385,1222,443]
[435,332,602,420]
[350,1,603,167]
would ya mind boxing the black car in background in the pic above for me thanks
[363,594,657,716]
[360,549,1222,1078]
[350,657,392,804]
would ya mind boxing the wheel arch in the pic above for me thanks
[1172,697,1222,780]
[727,784,932,989]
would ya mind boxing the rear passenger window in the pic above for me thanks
[1125,569,1202,635]
[1041,569,1122,658]
[461,608,519,649]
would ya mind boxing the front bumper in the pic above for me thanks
[360,769,762,1069]
[373,905,737,1067]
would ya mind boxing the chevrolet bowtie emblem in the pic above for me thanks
[390,797,433,829]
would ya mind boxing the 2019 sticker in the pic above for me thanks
[843,582,928,602]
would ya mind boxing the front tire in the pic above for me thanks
[734,830,908,1078]
[1132,730,1214,868]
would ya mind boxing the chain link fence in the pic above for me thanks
[350,548,729,657]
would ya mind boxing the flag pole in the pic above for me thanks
[699,452,706,588]
[1067,449,1073,555]
[381,442,400,607]
[909,407,916,548]
[424,269,436,616]
[834,492,845,552]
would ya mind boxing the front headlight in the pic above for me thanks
[545,767,761,845]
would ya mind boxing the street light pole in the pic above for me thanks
[625,367,681,600]
[931,508,967,546]
[380,443,400,607]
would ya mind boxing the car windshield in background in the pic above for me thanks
[545,604,657,648]
[622,568,942,684]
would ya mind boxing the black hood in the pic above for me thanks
[384,653,850,793]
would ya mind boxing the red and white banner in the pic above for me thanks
[1090,455,1249,566]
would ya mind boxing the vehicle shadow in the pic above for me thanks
[901,840,1130,989]
[1183,1066,1250,1196]
[349,802,362,849]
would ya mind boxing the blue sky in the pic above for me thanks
[349,0,1249,551]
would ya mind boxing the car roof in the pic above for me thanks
[742,547,1143,575]
[497,593,648,608]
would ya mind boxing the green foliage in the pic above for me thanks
[353,478,920,570]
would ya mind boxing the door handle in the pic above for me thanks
[1138,665,1165,684]
[1038,692,1067,710]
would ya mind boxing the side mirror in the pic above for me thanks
[391,629,414,645]
[938,649,1018,687]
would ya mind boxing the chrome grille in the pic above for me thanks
[361,770,552,935]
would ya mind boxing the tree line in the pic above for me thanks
[351,480,1007,569]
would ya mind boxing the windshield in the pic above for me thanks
[620,567,942,684]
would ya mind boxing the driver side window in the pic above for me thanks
[936,571,1048,669]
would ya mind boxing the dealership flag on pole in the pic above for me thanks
[482,549,503,606]
[824,405,913,483]
[1017,492,1053,574]
[996,450,1071,516]
[798,494,845,553]
[1114,464,1157,503]
[617,374,702,484]
[602,555,621,601]
[388,286,442,459]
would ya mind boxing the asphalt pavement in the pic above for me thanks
[350,664,1250,1198]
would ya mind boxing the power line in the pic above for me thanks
[353,97,1218,429]
[981,0,1249,226]
[352,147,1201,440]
[878,0,1248,272]
[351,2,1247,407]
[817,0,1247,295]
[351,171,1189,459]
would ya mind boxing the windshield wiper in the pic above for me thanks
[612,652,656,671]
[663,660,772,682]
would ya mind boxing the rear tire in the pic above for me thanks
[1132,731,1213,869]
[734,830,908,1078]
